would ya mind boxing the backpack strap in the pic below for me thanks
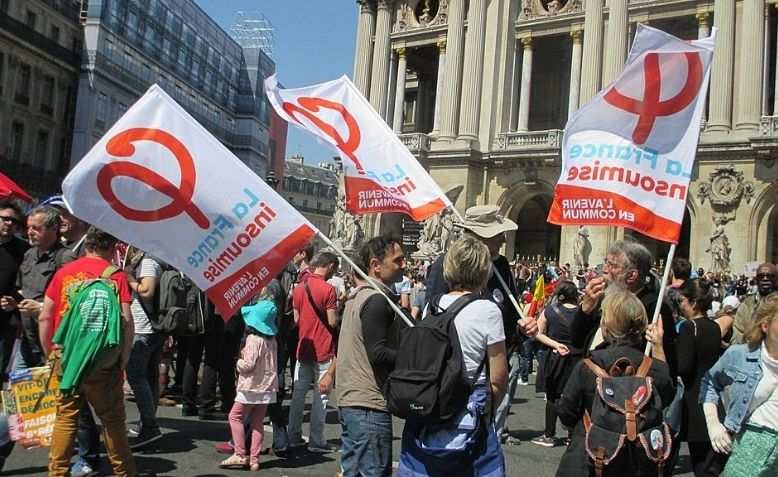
[101,265,119,279]
[636,356,653,379]
[582,358,609,379]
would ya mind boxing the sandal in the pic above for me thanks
[220,454,248,469]
[250,463,260,471]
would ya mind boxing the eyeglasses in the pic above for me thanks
[0,216,20,225]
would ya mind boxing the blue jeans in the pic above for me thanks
[126,333,164,433]
[77,402,100,466]
[340,407,393,477]
[494,350,521,438]
[519,338,536,381]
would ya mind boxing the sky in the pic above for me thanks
[196,0,358,166]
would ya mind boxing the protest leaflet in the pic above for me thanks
[548,25,715,243]
[7,367,59,447]
[63,85,317,318]
[265,75,452,222]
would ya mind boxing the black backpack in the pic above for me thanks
[582,356,672,477]
[384,293,483,424]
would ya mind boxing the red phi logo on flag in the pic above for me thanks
[96,128,211,230]
[604,52,703,145]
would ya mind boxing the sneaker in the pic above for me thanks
[70,458,96,477]
[250,463,260,471]
[308,444,336,454]
[127,426,140,438]
[129,428,163,449]
[158,396,177,406]
[518,378,529,385]
[288,437,307,449]
[530,436,556,447]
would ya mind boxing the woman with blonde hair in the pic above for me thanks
[397,236,508,477]
[699,292,778,476]
[555,289,675,476]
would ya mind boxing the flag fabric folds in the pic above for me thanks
[548,25,716,244]
[265,75,452,222]
[63,84,317,319]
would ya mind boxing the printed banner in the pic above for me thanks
[63,85,317,318]
[9,367,59,447]
[265,75,451,221]
[548,25,715,243]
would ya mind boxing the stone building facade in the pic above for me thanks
[282,155,339,233]
[353,0,778,273]
[0,0,82,198]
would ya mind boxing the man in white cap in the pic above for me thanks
[425,205,537,444]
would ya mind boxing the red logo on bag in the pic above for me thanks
[282,97,365,174]
[604,52,703,145]
[97,128,211,229]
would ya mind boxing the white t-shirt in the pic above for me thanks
[131,257,162,334]
[748,344,778,429]
[435,294,505,384]
[327,275,346,297]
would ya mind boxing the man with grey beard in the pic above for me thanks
[570,240,677,377]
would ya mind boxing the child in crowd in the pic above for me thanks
[220,290,278,471]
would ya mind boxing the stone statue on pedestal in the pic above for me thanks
[573,226,592,270]
[707,218,731,274]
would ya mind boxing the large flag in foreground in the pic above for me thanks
[265,75,451,221]
[63,85,317,318]
[548,25,715,243]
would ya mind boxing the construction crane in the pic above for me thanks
[229,11,274,57]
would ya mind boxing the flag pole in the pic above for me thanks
[448,206,528,323]
[317,231,415,328]
[645,243,676,356]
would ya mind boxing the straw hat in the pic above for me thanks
[458,205,518,238]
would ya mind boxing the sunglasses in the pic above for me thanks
[0,216,20,225]
[756,273,776,280]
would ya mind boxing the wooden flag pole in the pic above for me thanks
[645,243,676,356]
[317,231,415,328]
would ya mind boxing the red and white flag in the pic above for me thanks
[63,85,317,319]
[548,25,715,243]
[265,75,451,221]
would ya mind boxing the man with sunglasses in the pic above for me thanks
[0,199,28,385]
[731,263,778,345]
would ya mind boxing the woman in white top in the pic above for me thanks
[398,236,508,477]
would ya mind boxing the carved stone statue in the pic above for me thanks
[343,214,365,250]
[329,190,348,241]
[573,226,592,270]
[414,208,457,259]
[706,218,731,274]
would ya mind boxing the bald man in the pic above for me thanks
[731,263,778,345]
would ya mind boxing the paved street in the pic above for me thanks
[5,374,695,477]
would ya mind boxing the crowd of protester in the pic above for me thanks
[1,195,777,476]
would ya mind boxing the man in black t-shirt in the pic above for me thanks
[0,199,28,384]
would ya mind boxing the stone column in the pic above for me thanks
[509,41,521,131]
[774,3,778,115]
[602,0,628,85]
[707,0,735,132]
[579,0,604,105]
[762,4,770,116]
[369,0,394,119]
[735,0,765,131]
[431,39,446,135]
[457,0,488,141]
[568,30,583,118]
[386,49,398,124]
[517,37,534,132]
[392,48,407,133]
[353,0,376,97]
[439,0,466,140]
[697,12,710,124]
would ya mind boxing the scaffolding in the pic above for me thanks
[230,11,275,57]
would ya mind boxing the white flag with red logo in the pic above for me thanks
[548,25,715,243]
[265,75,451,221]
[63,85,317,318]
